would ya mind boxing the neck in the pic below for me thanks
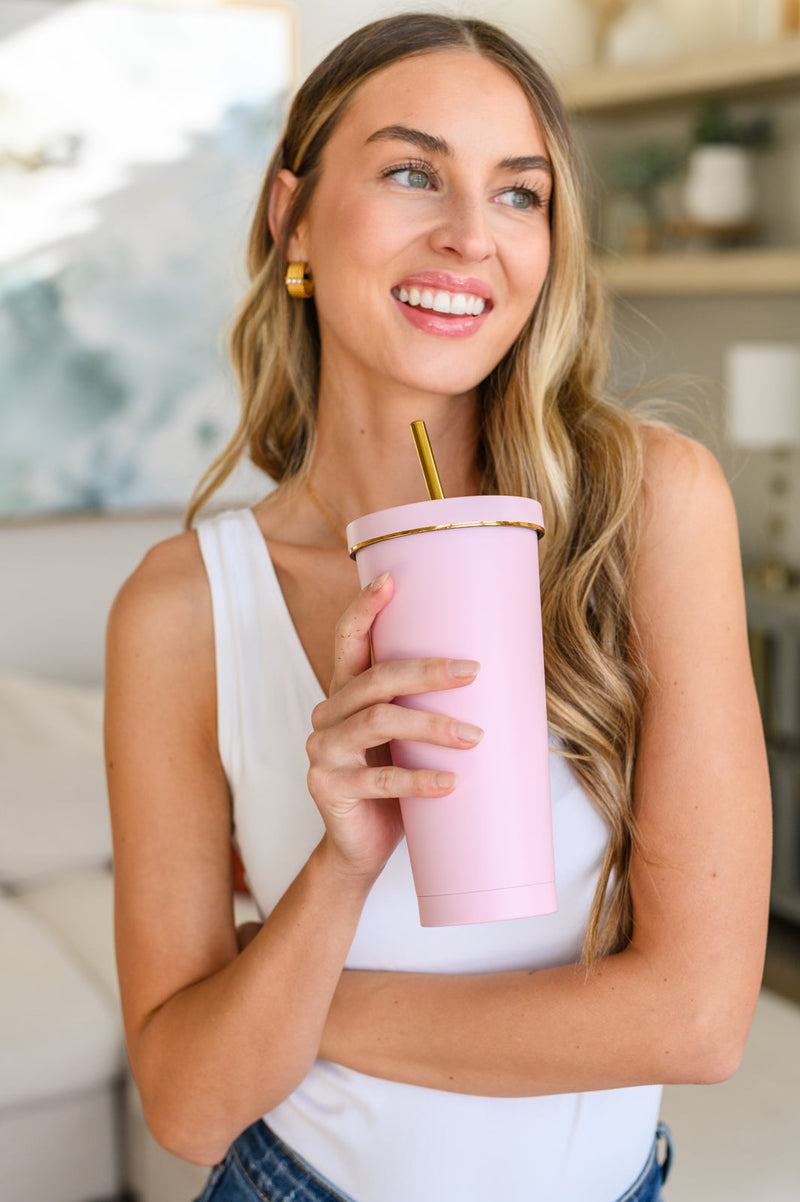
[309,379,482,526]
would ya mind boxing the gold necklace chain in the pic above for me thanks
[305,479,348,546]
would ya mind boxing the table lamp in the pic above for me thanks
[726,342,800,590]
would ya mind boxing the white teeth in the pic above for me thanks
[394,285,487,315]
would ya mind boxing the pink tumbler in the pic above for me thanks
[346,495,556,926]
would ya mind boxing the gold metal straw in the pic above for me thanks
[410,420,445,500]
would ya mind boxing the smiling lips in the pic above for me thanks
[390,275,492,338]
[392,285,487,316]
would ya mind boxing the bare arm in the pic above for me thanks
[106,538,481,1164]
[318,429,772,1094]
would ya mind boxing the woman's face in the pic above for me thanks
[282,49,553,403]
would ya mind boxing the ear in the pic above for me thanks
[268,168,309,261]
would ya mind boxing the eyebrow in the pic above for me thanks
[499,154,553,177]
[365,125,552,176]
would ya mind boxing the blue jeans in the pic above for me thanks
[193,1118,673,1202]
[193,1120,353,1202]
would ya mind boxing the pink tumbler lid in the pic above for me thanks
[346,495,544,560]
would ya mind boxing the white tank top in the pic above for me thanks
[197,508,662,1202]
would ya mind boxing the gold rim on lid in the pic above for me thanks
[348,519,544,559]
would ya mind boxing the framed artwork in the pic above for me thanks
[0,0,295,518]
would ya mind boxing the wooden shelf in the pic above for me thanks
[563,37,800,114]
[596,247,800,294]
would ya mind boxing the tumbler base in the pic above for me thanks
[417,881,557,927]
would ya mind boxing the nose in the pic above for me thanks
[429,192,494,264]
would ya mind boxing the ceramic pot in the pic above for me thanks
[683,144,755,226]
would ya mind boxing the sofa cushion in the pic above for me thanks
[16,867,119,1005]
[0,671,111,885]
[18,869,262,1009]
[0,893,124,1109]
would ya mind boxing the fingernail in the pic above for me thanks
[370,572,390,591]
[435,771,457,789]
[454,722,484,745]
[448,659,480,678]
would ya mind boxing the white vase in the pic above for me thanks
[683,144,755,226]
[605,0,678,64]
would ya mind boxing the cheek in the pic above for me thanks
[306,187,399,275]
[516,242,551,319]
[492,238,551,356]
[527,230,551,288]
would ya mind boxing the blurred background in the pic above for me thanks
[1,2,799,1200]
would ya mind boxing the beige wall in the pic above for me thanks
[289,0,594,77]
[0,515,180,685]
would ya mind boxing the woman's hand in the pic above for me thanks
[306,573,482,881]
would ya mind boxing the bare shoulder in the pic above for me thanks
[106,528,212,663]
[105,528,215,706]
[638,421,735,544]
[632,421,746,656]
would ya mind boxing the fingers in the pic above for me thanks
[308,574,483,832]
[310,700,483,757]
[308,761,459,810]
[318,653,480,731]
[330,572,394,694]
[307,693,482,814]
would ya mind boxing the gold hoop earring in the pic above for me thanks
[285,262,314,299]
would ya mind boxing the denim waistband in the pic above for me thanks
[194,1118,355,1202]
[196,1118,673,1202]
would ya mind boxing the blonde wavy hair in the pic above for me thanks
[187,12,647,966]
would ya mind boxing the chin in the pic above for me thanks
[395,376,486,402]
[390,356,496,399]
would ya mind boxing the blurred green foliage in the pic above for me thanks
[692,100,774,148]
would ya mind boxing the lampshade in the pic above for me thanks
[725,342,800,450]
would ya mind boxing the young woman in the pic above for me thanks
[104,13,772,1202]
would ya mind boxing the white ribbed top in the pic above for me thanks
[197,508,661,1202]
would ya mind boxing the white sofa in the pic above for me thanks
[0,668,240,1202]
